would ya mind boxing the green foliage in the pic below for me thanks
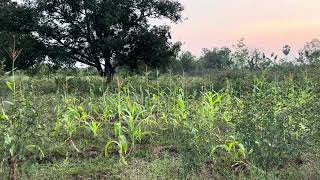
[173,51,197,72]
[298,38,320,64]
[200,47,232,69]
[0,80,46,179]
[248,49,274,70]
[0,1,45,71]
[232,38,250,69]
[105,123,128,165]
[211,138,251,171]
[236,73,314,173]
[35,0,183,79]
[0,66,320,179]
[2,1,320,178]
[84,121,100,137]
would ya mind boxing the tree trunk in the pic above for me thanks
[96,62,105,76]
[103,54,116,83]
[105,63,115,83]
[96,63,115,83]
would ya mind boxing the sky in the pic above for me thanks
[169,0,320,57]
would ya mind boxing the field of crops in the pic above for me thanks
[1,68,320,179]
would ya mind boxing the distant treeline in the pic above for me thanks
[171,38,320,74]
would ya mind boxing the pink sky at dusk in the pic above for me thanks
[170,0,320,57]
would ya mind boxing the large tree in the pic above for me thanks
[35,0,183,80]
[0,0,45,71]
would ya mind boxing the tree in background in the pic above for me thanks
[232,38,249,69]
[248,49,263,70]
[173,51,196,72]
[200,47,232,70]
[297,39,320,64]
[35,0,183,81]
[248,49,275,70]
[282,45,291,56]
[117,26,181,73]
[0,0,45,71]
[282,44,291,63]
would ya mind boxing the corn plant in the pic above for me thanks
[4,36,22,95]
[121,88,155,152]
[55,96,93,138]
[199,91,222,120]
[172,88,188,127]
[101,92,117,122]
[123,98,144,142]
[149,91,171,128]
[105,122,128,165]
[211,138,252,171]
[84,121,100,137]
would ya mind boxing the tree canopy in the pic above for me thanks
[0,0,45,71]
[298,39,320,64]
[34,0,183,80]
[200,47,232,69]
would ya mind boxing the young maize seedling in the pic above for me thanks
[84,121,100,137]
[211,138,252,171]
[105,123,128,165]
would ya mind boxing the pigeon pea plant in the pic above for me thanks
[0,38,45,180]
[236,74,314,173]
